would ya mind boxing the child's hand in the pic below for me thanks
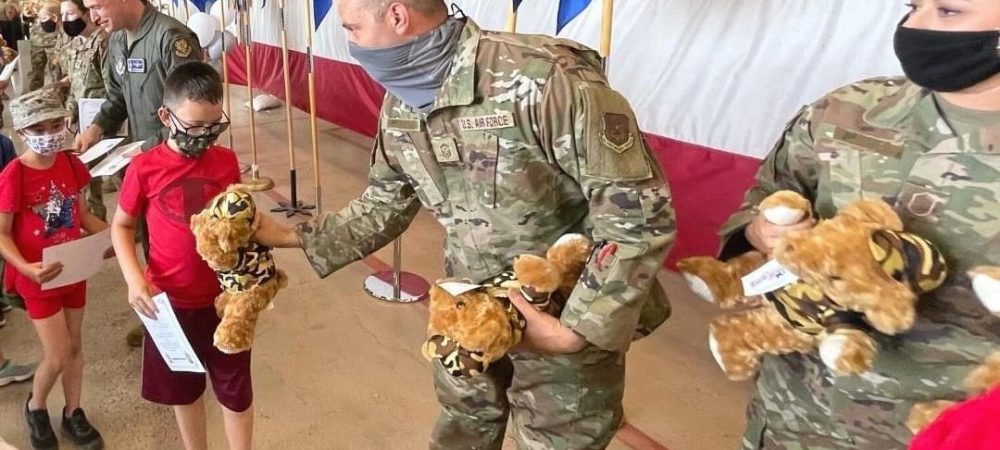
[128,282,158,320]
[27,262,63,284]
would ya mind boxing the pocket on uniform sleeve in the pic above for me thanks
[579,85,652,182]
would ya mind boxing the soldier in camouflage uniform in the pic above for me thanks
[718,2,1000,448]
[59,0,108,220]
[255,0,675,448]
[27,0,60,90]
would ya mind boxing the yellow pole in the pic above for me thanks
[307,0,322,214]
[269,0,313,215]
[600,0,614,58]
[241,0,273,191]
[279,0,295,178]
[505,1,517,32]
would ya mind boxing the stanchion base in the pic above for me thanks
[244,176,274,192]
[271,201,315,218]
[239,163,251,174]
[363,271,430,303]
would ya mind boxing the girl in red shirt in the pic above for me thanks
[0,89,107,450]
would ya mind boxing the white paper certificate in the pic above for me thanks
[41,230,112,290]
[77,98,106,132]
[78,137,125,164]
[89,141,144,177]
[0,56,19,82]
[135,294,206,373]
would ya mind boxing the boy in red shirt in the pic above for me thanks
[110,62,251,450]
[0,88,107,450]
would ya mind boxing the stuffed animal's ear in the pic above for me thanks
[970,267,1000,316]
[838,199,903,230]
[546,234,592,268]
[513,255,561,293]
[759,190,812,225]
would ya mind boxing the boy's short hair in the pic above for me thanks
[10,87,70,131]
[163,62,224,109]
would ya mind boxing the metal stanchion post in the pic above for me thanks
[363,238,430,303]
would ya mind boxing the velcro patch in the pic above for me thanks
[456,112,515,131]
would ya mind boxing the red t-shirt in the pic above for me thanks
[0,152,91,298]
[117,143,241,308]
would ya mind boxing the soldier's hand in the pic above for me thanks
[252,212,302,248]
[745,212,815,254]
[75,124,103,152]
[508,289,588,354]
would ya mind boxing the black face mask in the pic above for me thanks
[62,18,86,37]
[40,20,57,33]
[894,23,1000,93]
[171,128,223,158]
[167,111,229,158]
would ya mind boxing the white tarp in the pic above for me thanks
[195,0,908,158]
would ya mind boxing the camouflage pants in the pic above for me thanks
[29,47,48,91]
[430,345,625,450]
[739,354,919,450]
[83,177,106,221]
[28,47,60,90]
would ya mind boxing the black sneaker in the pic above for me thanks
[0,308,6,328]
[61,408,104,450]
[24,395,58,450]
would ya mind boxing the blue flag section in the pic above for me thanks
[314,0,333,29]
[174,0,210,11]
[556,0,592,32]
[513,0,523,10]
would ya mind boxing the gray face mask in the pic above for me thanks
[349,16,465,111]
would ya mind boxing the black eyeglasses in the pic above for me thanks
[167,109,230,137]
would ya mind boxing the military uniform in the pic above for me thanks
[92,3,200,148]
[718,77,1000,449]
[26,1,58,90]
[297,18,675,449]
[63,29,109,220]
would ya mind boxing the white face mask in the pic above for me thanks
[22,131,66,155]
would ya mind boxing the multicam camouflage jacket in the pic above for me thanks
[719,77,1000,449]
[62,29,108,125]
[298,18,676,353]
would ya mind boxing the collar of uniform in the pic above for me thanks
[128,3,158,47]
[83,28,104,48]
[425,18,481,114]
[864,80,932,130]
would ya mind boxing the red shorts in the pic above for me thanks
[23,282,86,320]
[141,305,253,412]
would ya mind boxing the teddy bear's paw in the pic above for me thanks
[683,272,716,303]
[553,233,589,248]
[213,328,251,354]
[965,352,1000,393]
[708,331,756,381]
[762,206,808,226]
[906,400,956,434]
[971,270,1000,316]
[819,330,876,375]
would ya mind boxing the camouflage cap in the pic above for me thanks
[10,88,70,131]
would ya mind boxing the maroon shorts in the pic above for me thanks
[23,282,87,320]
[141,305,253,412]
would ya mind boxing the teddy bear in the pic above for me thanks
[678,190,948,381]
[190,184,288,354]
[905,266,1000,434]
[422,234,593,377]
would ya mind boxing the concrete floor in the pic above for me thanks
[0,87,750,450]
